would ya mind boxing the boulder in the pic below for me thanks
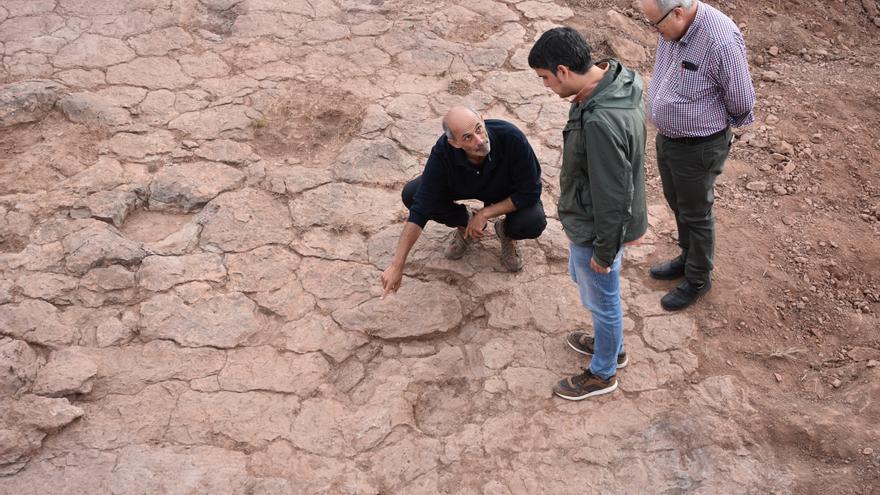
[193,139,259,165]
[76,190,139,227]
[54,34,135,68]
[138,253,226,291]
[168,105,254,140]
[226,245,301,293]
[0,338,41,395]
[199,188,293,252]
[32,347,98,397]
[107,57,194,89]
[59,92,133,127]
[278,314,368,362]
[61,221,145,275]
[288,183,401,233]
[149,162,245,211]
[331,137,419,186]
[0,394,83,472]
[218,346,330,395]
[139,292,266,348]
[0,299,77,348]
[0,80,63,127]
[333,279,462,339]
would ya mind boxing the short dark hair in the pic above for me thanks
[528,27,592,75]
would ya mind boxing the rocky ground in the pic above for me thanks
[0,0,878,493]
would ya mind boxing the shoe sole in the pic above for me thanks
[566,339,628,369]
[649,271,685,281]
[502,262,523,272]
[554,379,619,401]
[660,301,686,311]
[660,291,709,311]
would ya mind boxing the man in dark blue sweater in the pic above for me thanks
[381,106,546,294]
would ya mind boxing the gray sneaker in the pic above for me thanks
[494,219,523,272]
[566,332,628,368]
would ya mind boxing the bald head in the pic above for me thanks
[442,106,490,158]
[442,106,481,140]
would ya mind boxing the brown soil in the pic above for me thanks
[568,0,880,492]
[623,1,880,492]
[252,82,366,164]
[0,115,104,195]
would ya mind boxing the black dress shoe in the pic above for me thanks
[661,279,711,311]
[649,257,686,280]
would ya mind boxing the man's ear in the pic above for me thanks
[556,65,569,78]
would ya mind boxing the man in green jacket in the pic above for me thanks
[529,27,647,400]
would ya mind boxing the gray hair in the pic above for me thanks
[441,120,454,140]
[655,0,694,11]
[442,106,481,140]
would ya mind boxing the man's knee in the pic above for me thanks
[401,177,420,209]
[505,206,547,240]
[678,208,714,229]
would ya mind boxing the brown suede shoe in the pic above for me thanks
[553,369,618,401]
[565,332,628,368]
[444,228,470,260]
[494,219,523,272]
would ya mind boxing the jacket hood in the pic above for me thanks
[579,59,643,111]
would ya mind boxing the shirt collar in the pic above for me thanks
[678,1,705,46]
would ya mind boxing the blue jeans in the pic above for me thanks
[568,243,624,380]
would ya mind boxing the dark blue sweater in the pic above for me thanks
[407,119,542,228]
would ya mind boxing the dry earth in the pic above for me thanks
[0,0,878,494]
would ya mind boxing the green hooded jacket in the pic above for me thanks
[559,59,648,268]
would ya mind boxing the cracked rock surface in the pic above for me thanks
[5,0,868,492]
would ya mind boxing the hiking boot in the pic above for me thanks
[494,219,523,272]
[553,369,618,401]
[660,279,711,311]
[649,256,686,280]
[444,228,470,260]
[565,332,628,368]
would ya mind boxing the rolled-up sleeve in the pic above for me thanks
[507,133,543,209]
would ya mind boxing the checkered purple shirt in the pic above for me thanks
[647,2,755,138]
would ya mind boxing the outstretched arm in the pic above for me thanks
[381,221,423,294]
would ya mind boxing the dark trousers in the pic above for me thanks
[402,176,547,240]
[656,129,732,285]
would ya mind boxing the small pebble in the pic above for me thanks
[831,378,842,388]
[761,70,780,82]
[746,181,768,192]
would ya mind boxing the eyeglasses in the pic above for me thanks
[647,6,677,29]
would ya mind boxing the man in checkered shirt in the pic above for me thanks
[639,0,756,310]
